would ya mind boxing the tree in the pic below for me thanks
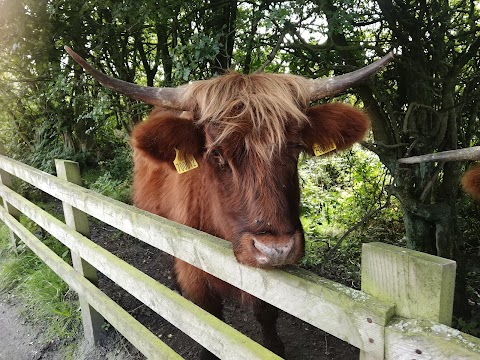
[367,1,479,259]
[280,0,479,316]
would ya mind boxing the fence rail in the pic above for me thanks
[0,152,479,359]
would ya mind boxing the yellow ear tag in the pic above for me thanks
[313,142,337,156]
[173,149,198,174]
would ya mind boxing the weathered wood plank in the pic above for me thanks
[361,242,456,326]
[0,155,394,355]
[385,318,480,359]
[0,206,182,360]
[0,144,21,249]
[0,154,395,356]
[0,184,280,360]
[55,159,104,346]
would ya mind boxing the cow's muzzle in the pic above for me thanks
[234,230,304,268]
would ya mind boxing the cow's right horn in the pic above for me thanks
[65,46,183,109]
[308,52,394,101]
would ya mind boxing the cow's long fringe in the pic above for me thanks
[181,73,311,160]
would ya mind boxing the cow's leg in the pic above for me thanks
[174,259,224,317]
[174,259,223,360]
[251,297,285,357]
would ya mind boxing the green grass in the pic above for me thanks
[0,220,82,342]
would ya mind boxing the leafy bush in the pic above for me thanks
[89,172,132,204]
[298,146,404,285]
[300,146,398,229]
[83,145,133,204]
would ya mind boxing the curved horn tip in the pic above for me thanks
[385,51,395,62]
[63,45,183,108]
[64,45,75,56]
[64,46,89,67]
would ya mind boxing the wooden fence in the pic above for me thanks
[0,150,479,359]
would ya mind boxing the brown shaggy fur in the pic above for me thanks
[131,72,370,358]
[462,164,480,200]
[181,72,311,161]
[131,108,204,166]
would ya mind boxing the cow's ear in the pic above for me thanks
[131,109,204,165]
[302,103,370,156]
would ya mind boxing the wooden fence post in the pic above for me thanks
[361,242,456,325]
[360,242,457,359]
[55,159,104,345]
[0,144,21,250]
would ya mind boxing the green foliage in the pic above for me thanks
[25,138,93,175]
[88,172,131,204]
[83,145,133,203]
[298,146,404,286]
[456,317,479,337]
[173,33,222,81]
[0,221,81,341]
[15,266,81,340]
[299,145,397,231]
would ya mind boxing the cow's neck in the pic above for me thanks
[171,166,231,241]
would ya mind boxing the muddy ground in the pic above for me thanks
[86,219,358,359]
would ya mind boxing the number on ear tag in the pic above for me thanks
[313,142,336,156]
[173,149,198,174]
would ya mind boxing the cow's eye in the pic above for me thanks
[211,149,221,157]
[288,143,305,152]
[210,149,229,170]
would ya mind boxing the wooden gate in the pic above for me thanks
[0,151,479,359]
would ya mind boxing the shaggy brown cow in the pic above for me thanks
[66,46,392,359]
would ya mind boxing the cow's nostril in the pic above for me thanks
[252,236,295,266]
[234,231,304,268]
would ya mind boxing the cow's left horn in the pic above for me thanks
[309,52,394,100]
[65,46,183,108]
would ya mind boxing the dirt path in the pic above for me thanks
[0,297,133,360]
[0,299,45,360]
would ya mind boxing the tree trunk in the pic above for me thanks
[402,211,436,254]
[392,159,469,317]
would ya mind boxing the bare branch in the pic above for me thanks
[362,141,408,150]
[398,146,480,164]
[388,186,449,221]
[254,26,290,73]
[402,103,438,134]
[320,179,392,274]
[404,138,423,158]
